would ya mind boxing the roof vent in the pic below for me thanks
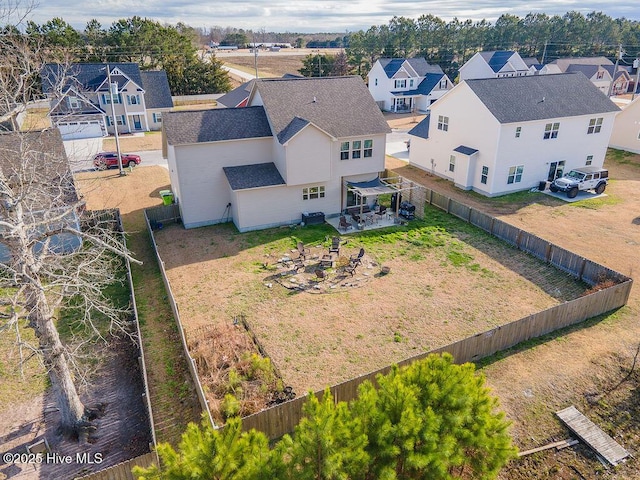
[313,96,317,103]
[539,96,545,103]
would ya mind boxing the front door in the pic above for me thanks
[547,161,565,181]
[133,115,142,130]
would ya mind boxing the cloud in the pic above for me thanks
[21,0,640,33]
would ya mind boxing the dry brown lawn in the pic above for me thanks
[153,209,588,397]
[223,54,307,78]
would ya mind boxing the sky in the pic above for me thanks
[20,0,640,33]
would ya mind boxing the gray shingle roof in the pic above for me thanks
[164,106,272,145]
[139,71,173,108]
[479,51,516,73]
[464,73,620,124]
[254,76,390,144]
[42,63,144,93]
[223,162,285,190]
[408,114,430,139]
[217,80,254,108]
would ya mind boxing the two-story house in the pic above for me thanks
[407,73,619,196]
[164,76,391,231]
[367,58,452,113]
[41,63,173,140]
[459,51,533,81]
[609,96,640,154]
[539,57,630,96]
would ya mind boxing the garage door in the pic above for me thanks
[57,120,104,140]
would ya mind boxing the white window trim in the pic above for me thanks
[302,185,325,200]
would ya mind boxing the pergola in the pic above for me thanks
[345,175,418,215]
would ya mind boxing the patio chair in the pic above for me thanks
[329,236,340,255]
[292,256,305,271]
[344,262,358,276]
[297,241,310,259]
[350,248,365,266]
[339,215,353,231]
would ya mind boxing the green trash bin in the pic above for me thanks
[159,190,173,205]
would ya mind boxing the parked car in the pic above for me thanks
[93,152,141,170]
[549,166,608,198]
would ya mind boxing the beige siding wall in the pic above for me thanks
[284,126,331,185]
[610,99,640,154]
[172,137,273,228]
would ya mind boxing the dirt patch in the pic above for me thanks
[223,55,307,78]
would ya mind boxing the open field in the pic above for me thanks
[153,208,590,398]
[223,54,307,78]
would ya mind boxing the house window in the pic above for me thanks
[409,79,414,87]
[439,79,447,89]
[587,117,603,134]
[127,94,141,105]
[596,71,604,79]
[110,115,126,126]
[507,165,524,184]
[586,155,593,166]
[449,155,455,172]
[302,185,325,200]
[68,96,80,109]
[437,115,449,131]
[394,79,406,88]
[481,166,489,184]
[101,93,122,104]
[374,78,378,86]
[106,116,111,126]
[352,140,362,159]
[153,112,162,123]
[543,122,559,139]
[363,139,373,157]
[515,126,521,138]
[340,141,350,160]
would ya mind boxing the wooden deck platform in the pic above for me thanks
[556,405,630,466]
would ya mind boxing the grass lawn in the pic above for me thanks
[154,205,589,406]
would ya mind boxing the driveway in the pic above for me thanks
[64,137,103,172]
[385,128,411,160]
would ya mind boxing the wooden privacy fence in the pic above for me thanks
[143,207,214,426]
[76,452,157,480]
[145,187,633,441]
[240,184,633,440]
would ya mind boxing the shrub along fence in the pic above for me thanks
[144,184,632,441]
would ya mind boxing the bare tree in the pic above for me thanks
[0,4,140,438]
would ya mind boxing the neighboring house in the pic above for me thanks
[41,63,173,140]
[609,96,640,154]
[0,129,81,261]
[459,51,532,81]
[164,76,391,231]
[539,57,629,95]
[217,80,254,108]
[367,58,453,113]
[407,73,619,196]
[522,57,543,74]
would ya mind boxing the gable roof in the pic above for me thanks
[217,80,255,108]
[548,57,613,73]
[379,58,443,78]
[408,114,430,139]
[164,106,272,145]
[223,162,285,190]
[253,76,390,144]
[565,64,605,79]
[479,51,517,73]
[42,63,144,94]
[139,71,173,108]
[464,73,620,124]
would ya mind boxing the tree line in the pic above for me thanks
[134,354,517,480]
[335,11,640,79]
[4,16,231,96]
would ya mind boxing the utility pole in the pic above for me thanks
[541,41,548,65]
[633,58,639,101]
[106,64,125,176]
[607,44,623,98]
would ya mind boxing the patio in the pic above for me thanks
[325,210,406,234]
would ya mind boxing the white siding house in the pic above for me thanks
[367,58,452,113]
[459,51,532,81]
[408,73,619,196]
[609,97,640,154]
[164,76,390,231]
